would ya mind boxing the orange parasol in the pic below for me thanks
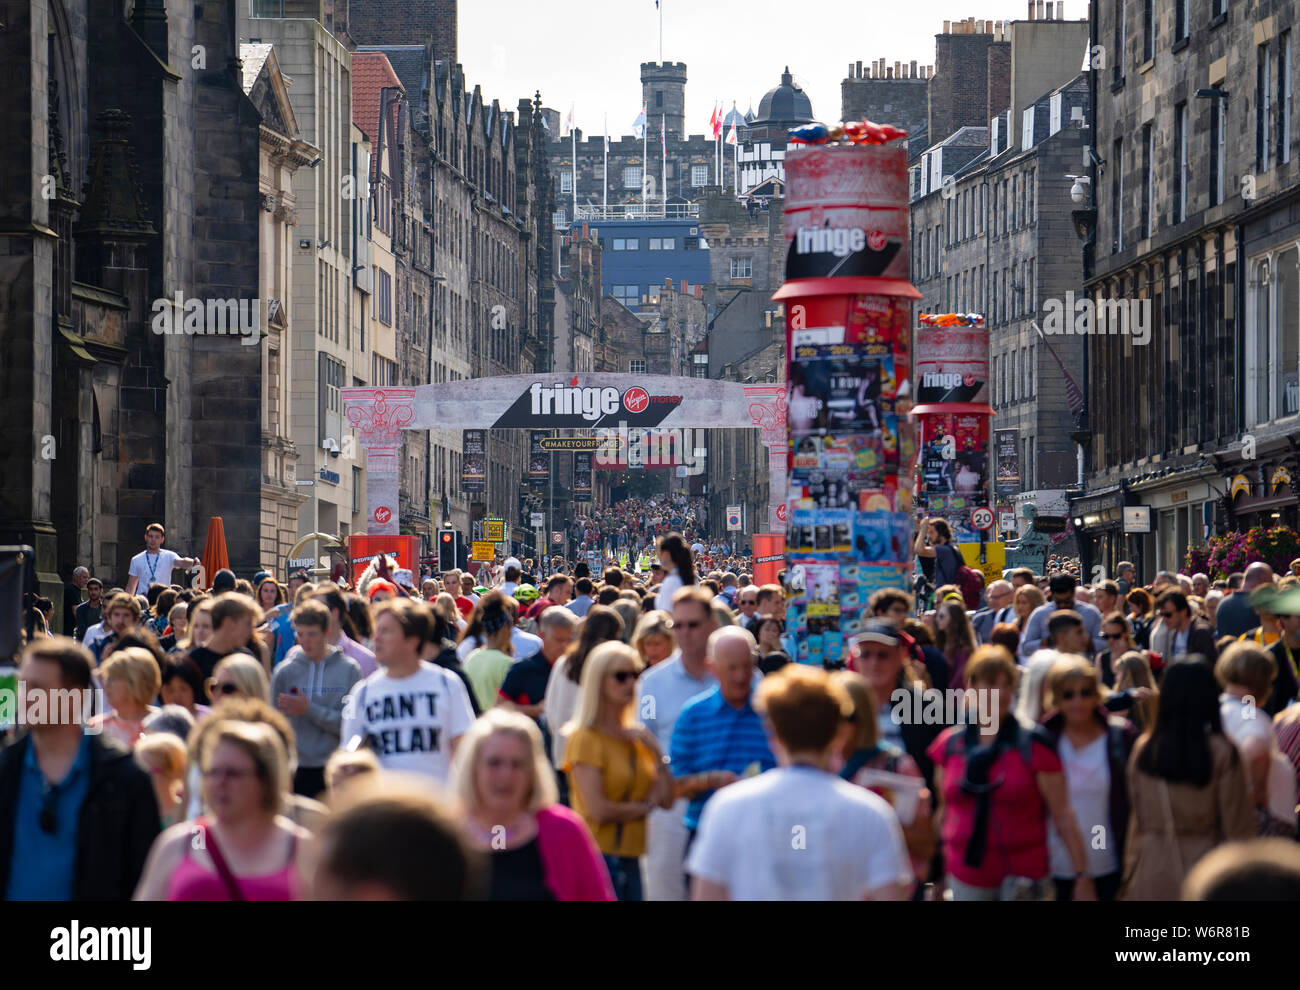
[200,517,230,590]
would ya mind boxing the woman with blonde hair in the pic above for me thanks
[179,598,214,653]
[90,647,162,748]
[207,653,270,703]
[135,732,189,827]
[632,610,676,668]
[1013,585,1046,632]
[1112,651,1158,731]
[563,641,675,900]
[324,749,380,799]
[831,670,933,881]
[454,709,614,900]
[432,592,461,631]
[135,719,311,900]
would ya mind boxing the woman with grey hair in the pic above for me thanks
[1015,650,1064,726]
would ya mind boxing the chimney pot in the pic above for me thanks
[1027,0,1033,18]
[1037,0,1045,19]
[943,19,951,32]
[910,59,918,77]
[856,60,863,77]
[895,60,901,77]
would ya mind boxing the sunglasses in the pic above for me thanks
[1160,610,1177,619]
[207,680,241,696]
[1105,632,1126,641]
[676,619,706,630]
[1060,687,1097,701]
[610,670,638,683]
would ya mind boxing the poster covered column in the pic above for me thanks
[774,127,919,667]
[342,387,415,536]
[743,383,789,534]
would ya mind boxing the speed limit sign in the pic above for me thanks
[552,531,563,545]
[970,506,995,531]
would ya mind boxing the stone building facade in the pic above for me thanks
[1075,0,1300,579]
[1,0,275,615]
[242,44,316,570]
[910,15,1092,544]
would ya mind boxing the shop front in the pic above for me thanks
[1069,486,1126,583]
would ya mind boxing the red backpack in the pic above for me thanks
[955,564,985,610]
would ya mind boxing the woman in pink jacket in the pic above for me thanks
[454,709,614,901]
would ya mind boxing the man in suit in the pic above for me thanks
[1156,589,1219,664]
[971,580,1015,644]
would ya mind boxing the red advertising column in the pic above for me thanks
[911,315,994,544]
[773,125,920,666]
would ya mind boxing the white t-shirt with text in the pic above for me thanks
[341,661,475,784]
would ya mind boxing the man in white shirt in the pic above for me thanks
[342,599,475,785]
[124,523,199,595]
[687,663,912,901]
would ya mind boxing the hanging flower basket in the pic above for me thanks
[1185,525,1300,580]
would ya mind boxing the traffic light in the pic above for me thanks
[438,529,459,571]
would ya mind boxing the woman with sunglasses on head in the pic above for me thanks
[755,615,786,657]
[1039,657,1136,901]
[135,719,310,900]
[563,641,675,900]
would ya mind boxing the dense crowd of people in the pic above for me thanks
[6,517,1300,901]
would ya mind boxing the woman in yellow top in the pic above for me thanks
[563,641,675,900]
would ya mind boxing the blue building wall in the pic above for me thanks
[574,219,710,311]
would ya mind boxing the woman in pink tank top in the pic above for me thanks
[133,720,310,901]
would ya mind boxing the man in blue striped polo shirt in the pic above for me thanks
[670,626,776,850]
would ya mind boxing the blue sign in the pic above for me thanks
[319,468,340,484]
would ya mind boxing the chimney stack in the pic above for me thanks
[1027,0,1034,18]
[910,59,918,78]
[856,60,863,77]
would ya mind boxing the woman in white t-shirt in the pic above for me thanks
[1039,657,1136,901]
[653,533,695,613]
[1215,643,1299,837]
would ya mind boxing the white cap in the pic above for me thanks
[393,569,415,587]
[504,556,521,571]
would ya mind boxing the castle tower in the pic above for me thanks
[641,61,687,140]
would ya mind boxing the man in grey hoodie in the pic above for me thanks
[271,599,363,797]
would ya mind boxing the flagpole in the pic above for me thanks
[662,114,667,213]
[734,134,739,195]
[571,114,577,221]
[659,0,663,64]
[603,113,608,215]
[642,109,647,216]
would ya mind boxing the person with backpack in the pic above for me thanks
[1039,656,1137,901]
[914,518,985,609]
[928,646,1094,901]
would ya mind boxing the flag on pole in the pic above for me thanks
[564,104,574,136]
[633,106,646,139]
[1032,321,1085,416]
[726,123,737,145]
[712,104,722,140]
[709,104,719,138]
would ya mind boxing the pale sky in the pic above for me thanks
[458,0,1088,138]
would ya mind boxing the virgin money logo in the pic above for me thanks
[623,387,649,413]
[963,374,976,387]
[867,229,886,251]
[374,506,392,524]
[776,504,788,522]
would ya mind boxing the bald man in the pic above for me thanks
[1215,562,1275,639]
[670,627,777,868]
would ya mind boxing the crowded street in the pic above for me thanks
[1,0,1295,971]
